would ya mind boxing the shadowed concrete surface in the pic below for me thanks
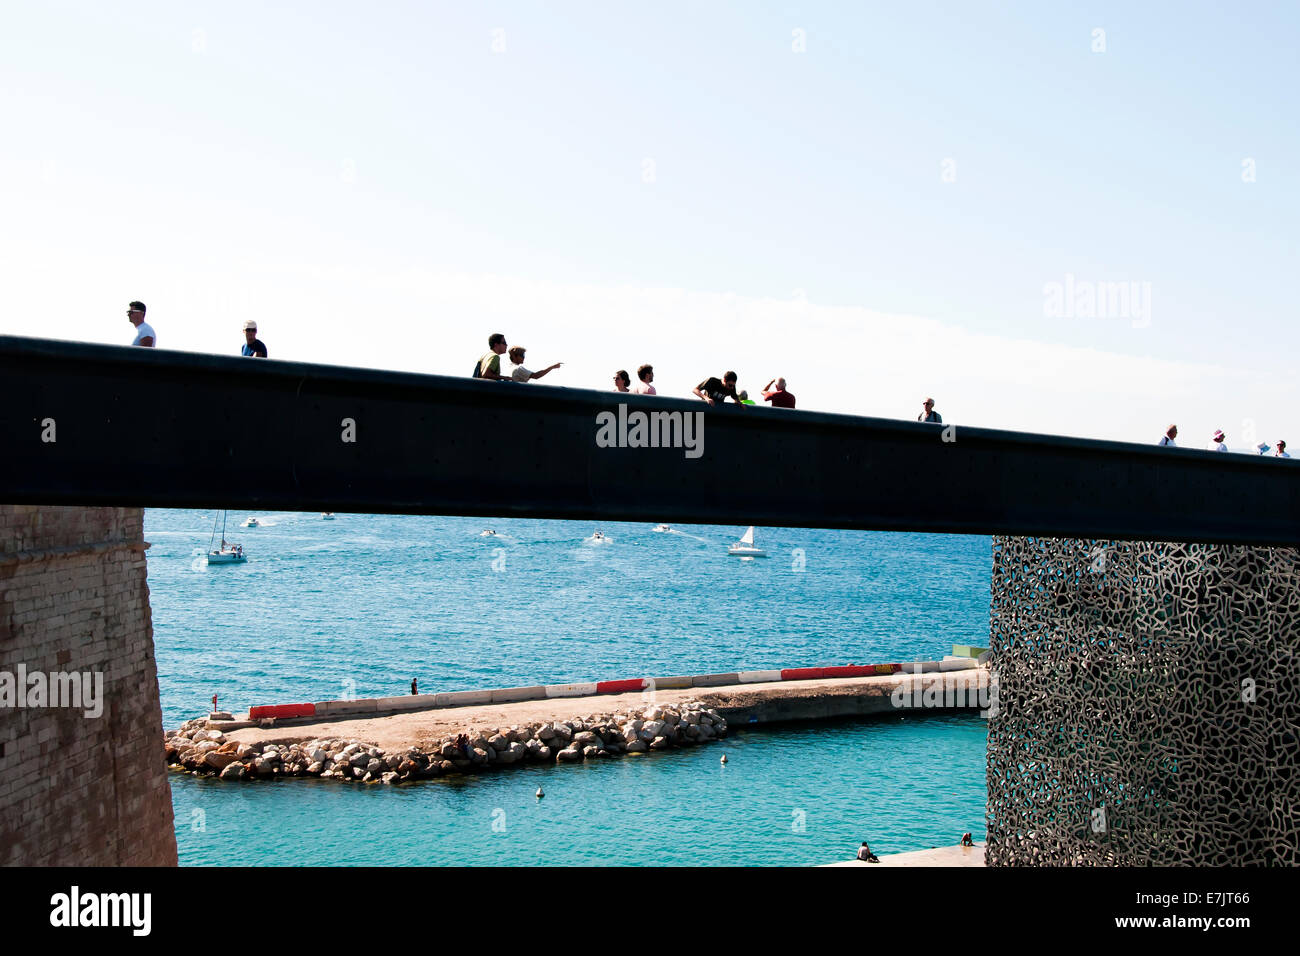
[824,843,987,867]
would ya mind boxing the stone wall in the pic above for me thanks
[0,505,176,865]
[986,536,1300,865]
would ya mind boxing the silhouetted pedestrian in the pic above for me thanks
[762,377,796,408]
[241,320,267,357]
[474,333,509,379]
[694,371,743,407]
[127,301,155,347]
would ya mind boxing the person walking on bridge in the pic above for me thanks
[508,346,562,382]
[694,371,744,407]
[241,320,267,358]
[126,301,155,347]
[475,333,509,380]
[762,377,796,408]
[918,397,941,423]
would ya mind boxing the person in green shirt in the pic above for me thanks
[476,332,509,380]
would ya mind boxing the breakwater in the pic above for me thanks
[166,700,727,783]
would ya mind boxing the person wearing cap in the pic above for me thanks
[126,301,155,347]
[508,345,562,383]
[1276,440,1291,459]
[1159,424,1178,447]
[762,377,795,408]
[918,397,941,423]
[1207,429,1228,452]
[241,321,267,358]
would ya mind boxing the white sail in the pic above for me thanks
[739,526,755,545]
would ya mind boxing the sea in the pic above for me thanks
[147,509,992,866]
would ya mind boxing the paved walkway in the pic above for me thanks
[220,669,988,753]
[824,843,986,867]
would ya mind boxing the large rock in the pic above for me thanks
[536,745,553,762]
[625,739,648,753]
[219,761,246,780]
[537,724,556,742]
[204,751,240,770]
[365,758,383,775]
[556,747,582,763]
[572,731,597,747]
[381,772,399,785]
[306,761,325,775]
[312,748,328,764]
[649,736,672,751]
[488,734,510,752]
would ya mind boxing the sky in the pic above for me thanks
[1,1,1296,448]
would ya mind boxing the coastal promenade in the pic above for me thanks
[824,843,987,867]
[209,667,990,753]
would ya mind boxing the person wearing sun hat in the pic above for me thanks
[1207,429,1227,452]
[240,320,267,358]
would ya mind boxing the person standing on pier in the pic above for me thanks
[918,397,941,423]
[614,369,631,392]
[1207,429,1228,452]
[1159,424,1178,446]
[241,320,267,358]
[127,301,155,347]
[1276,439,1291,459]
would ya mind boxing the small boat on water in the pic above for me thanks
[206,511,247,565]
[479,529,496,537]
[322,513,335,520]
[653,524,672,533]
[241,517,260,528]
[728,526,767,558]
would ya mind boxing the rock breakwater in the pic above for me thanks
[164,701,728,783]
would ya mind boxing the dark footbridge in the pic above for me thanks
[1,335,1298,865]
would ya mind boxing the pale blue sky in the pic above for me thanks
[1,1,1296,446]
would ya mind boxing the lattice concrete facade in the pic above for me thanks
[0,505,177,865]
[986,536,1300,865]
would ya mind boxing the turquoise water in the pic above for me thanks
[147,510,992,865]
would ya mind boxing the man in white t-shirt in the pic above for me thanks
[127,301,155,347]
[1207,429,1227,452]
[1276,439,1291,459]
[507,345,561,383]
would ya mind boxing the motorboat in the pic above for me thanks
[479,529,496,537]
[205,511,247,565]
[322,513,335,520]
[727,526,767,558]
[653,524,672,533]
[241,517,260,528]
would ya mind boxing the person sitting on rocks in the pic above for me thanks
[856,842,880,863]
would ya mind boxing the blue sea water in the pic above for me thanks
[148,510,992,866]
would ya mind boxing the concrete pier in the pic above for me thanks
[212,668,991,754]
[824,843,987,867]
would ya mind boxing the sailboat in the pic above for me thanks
[206,511,247,565]
[728,526,767,557]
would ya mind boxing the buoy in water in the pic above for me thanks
[536,787,544,799]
